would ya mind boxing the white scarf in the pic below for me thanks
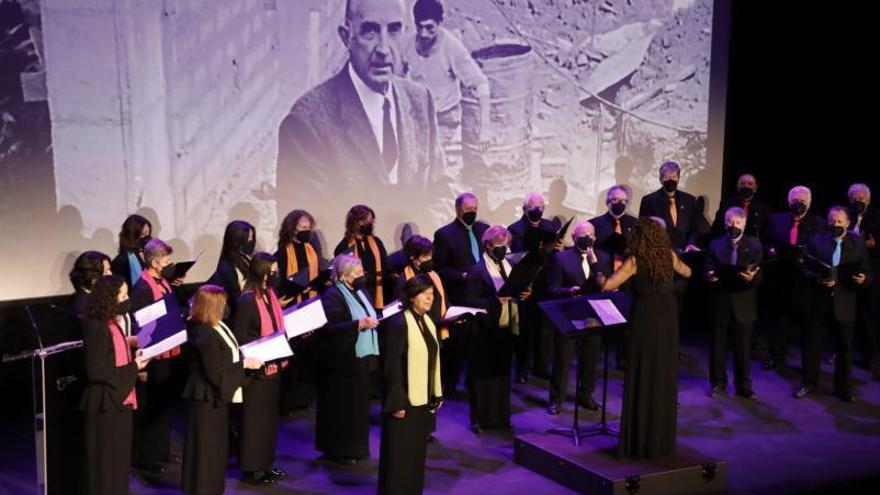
[213,321,243,403]
[482,253,519,334]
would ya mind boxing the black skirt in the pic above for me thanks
[240,375,280,472]
[377,405,431,495]
[315,359,373,459]
[182,399,229,494]
[84,407,133,495]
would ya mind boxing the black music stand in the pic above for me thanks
[539,291,630,446]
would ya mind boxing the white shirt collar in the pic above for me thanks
[348,63,399,184]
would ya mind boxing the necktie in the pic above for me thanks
[669,196,678,227]
[613,219,623,270]
[789,218,800,245]
[832,238,842,267]
[581,253,591,280]
[854,216,862,236]
[730,242,738,266]
[382,98,397,175]
[497,261,508,281]
[467,227,479,263]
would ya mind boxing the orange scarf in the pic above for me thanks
[285,241,319,303]
[403,266,449,340]
[348,235,384,309]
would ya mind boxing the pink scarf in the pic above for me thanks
[108,321,137,409]
[252,288,288,376]
[139,270,180,358]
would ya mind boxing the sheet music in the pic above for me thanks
[283,298,328,338]
[379,300,403,321]
[140,330,187,360]
[444,306,487,320]
[588,299,627,326]
[133,299,167,327]
[239,332,293,362]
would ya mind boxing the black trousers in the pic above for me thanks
[802,298,855,393]
[709,309,754,392]
[549,332,600,406]
[767,276,811,362]
[515,302,552,377]
[440,330,466,393]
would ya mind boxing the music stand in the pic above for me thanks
[539,291,630,446]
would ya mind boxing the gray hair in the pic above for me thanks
[606,185,629,202]
[330,254,362,283]
[659,159,681,177]
[848,183,871,201]
[788,185,812,205]
[455,192,478,209]
[522,192,545,208]
[725,206,747,222]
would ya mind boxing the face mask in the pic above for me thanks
[490,245,507,261]
[726,226,743,240]
[138,235,152,250]
[160,263,176,280]
[609,202,626,217]
[662,179,678,193]
[115,299,131,315]
[351,275,368,291]
[461,211,477,226]
[359,223,374,236]
[737,187,755,201]
[266,273,281,288]
[222,305,231,320]
[790,201,807,216]
[526,208,543,223]
[241,238,256,256]
[295,230,312,243]
[575,236,594,251]
[851,201,867,216]
[830,225,846,238]
[417,259,435,273]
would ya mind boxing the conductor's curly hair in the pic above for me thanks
[87,275,126,323]
[628,220,673,286]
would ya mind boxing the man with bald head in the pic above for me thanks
[277,0,449,233]
[544,220,613,414]
[710,173,771,239]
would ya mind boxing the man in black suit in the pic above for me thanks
[705,207,763,399]
[848,183,880,375]
[638,160,702,253]
[591,185,637,268]
[710,173,772,239]
[544,221,612,414]
[433,192,488,393]
[507,193,562,382]
[794,206,872,402]
[760,186,826,370]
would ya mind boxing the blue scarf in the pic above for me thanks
[335,282,379,358]
[126,252,141,287]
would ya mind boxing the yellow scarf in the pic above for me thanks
[403,309,442,406]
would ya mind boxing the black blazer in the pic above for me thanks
[804,233,873,323]
[589,212,637,251]
[274,240,326,299]
[852,207,880,262]
[433,219,489,302]
[70,289,90,319]
[463,260,513,329]
[207,258,246,310]
[317,285,376,376]
[545,247,613,299]
[507,216,561,253]
[378,311,440,414]
[129,274,185,313]
[762,212,826,255]
[705,235,764,323]
[182,323,248,406]
[638,188,702,250]
[110,250,144,288]
[710,196,772,239]
[79,319,138,412]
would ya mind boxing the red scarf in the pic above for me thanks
[108,321,137,409]
[139,270,181,358]
[251,288,288,375]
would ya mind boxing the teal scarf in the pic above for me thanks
[335,282,379,358]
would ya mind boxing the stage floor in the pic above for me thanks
[2,343,880,494]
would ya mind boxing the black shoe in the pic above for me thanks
[470,423,484,435]
[577,397,600,411]
[737,388,757,400]
[793,384,812,399]
[709,385,726,398]
[837,391,856,403]
[547,404,561,416]
[270,467,288,480]
[133,463,165,474]
[762,358,781,370]
[242,471,276,486]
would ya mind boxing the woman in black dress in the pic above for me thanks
[232,252,290,485]
[315,254,380,464]
[333,204,389,311]
[80,275,149,495]
[378,275,443,495]
[602,219,691,459]
[182,284,263,495]
[69,251,112,319]
[110,214,152,288]
[463,226,532,434]
[207,220,256,317]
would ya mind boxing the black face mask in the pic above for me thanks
[851,201,867,216]
[461,211,477,227]
[295,230,312,243]
[830,225,846,238]
[359,223,374,236]
[115,299,131,315]
[662,179,678,193]
[726,226,743,239]
[266,273,281,288]
[737,187,755,201]
[525,208,543,223]
[351,275,368,291]
[417,259,435,273]
[790,201,807,216]
[138,235,152,251]
[160,263,176,280]
[490,246,507,261]
[575,235,594,251]
[241,238,256,256]
[222,305,231,320]
[609,202,626,217]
